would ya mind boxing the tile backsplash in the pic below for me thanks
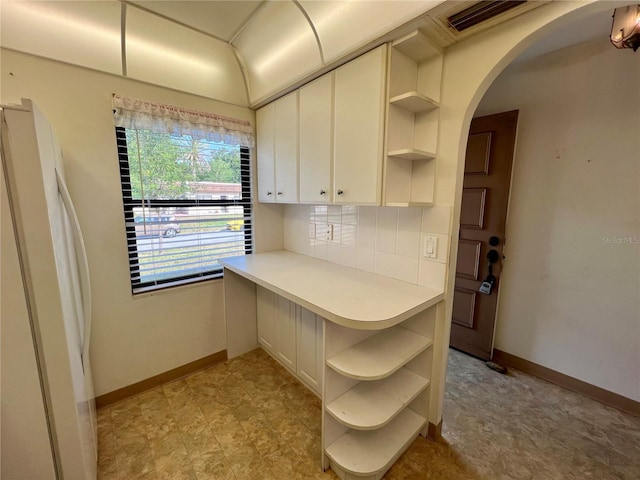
[283,204,452,290]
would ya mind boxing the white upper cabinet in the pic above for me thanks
[256,103,276,202]
[256,92,299,203]
[299,74,334,204]
[274,92,299,203]
[257,45,387,206]
[333,45,387,205]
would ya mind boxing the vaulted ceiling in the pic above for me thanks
[0,1,619,108]
[0,0,446,107]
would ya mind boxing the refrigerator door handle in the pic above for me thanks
[55,169,92,372]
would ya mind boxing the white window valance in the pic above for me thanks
[112,94,254,147]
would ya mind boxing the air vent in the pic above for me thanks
[447,1,528,32]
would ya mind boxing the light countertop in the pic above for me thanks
[220,251,444,330]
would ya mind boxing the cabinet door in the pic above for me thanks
[276,296,297,371]
[256,103,276,202]
[299,74,333,204]
[297,307,323,394]
[274,91,299,203]
[334,45,386,205]
[256,286,277,352]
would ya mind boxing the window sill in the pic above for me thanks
[132,273,223,297]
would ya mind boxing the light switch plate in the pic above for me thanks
[423,236,437,259]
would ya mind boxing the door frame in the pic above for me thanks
[452,110,520,360]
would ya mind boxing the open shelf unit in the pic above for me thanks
[326,408,427,478]
[326,327,432,380]
[325,367,429,430]
[388,148,436,161]
[323,308,436,480]
[383,30,443,207]
[389,92,439,113]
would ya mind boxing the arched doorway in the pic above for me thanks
[421,0,639,477]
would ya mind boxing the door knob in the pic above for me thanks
[480,249,500,295]
[277,191,283,196]
[337,189,344,196]
[320,189,326,196]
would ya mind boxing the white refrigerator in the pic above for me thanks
[1,99,97,479]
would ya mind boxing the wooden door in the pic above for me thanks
[451,111,518,360]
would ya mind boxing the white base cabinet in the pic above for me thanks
[256,286,323,395]
[222,253,445,480]
[276,295,297,372]
[297,306,323,393]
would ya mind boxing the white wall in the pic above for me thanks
[283,204,451,291]
[0,49,283,396]
[475,39,640,401]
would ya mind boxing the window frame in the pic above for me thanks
[115,126,253,293]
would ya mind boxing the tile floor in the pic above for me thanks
[97,348,640,480]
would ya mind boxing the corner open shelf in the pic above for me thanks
[388,148,435,161]
[323,306,437,480]
[325,408,427,478]
[384,29,442,207]
[326,327,432,380]
[392,30,441,63]
[325,367,429,430]
[389,92,439,113]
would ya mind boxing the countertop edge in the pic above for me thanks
[221,253,444,330]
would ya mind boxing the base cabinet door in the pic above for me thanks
[256,286,277,352]
[297,307,323,394]
[276,296,297,371]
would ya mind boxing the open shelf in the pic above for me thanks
[326,327,432,380]
[392,30,441,63]
[326,367,429,430]
[388,148,436,161]
[325,407,427,477]
[389,92,439,113]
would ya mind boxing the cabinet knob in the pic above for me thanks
[277,191,283,196]
[320,189,326,196]
[266,191,273,196]
[337,189,344,196]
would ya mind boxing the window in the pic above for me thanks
[113,96,253,293]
